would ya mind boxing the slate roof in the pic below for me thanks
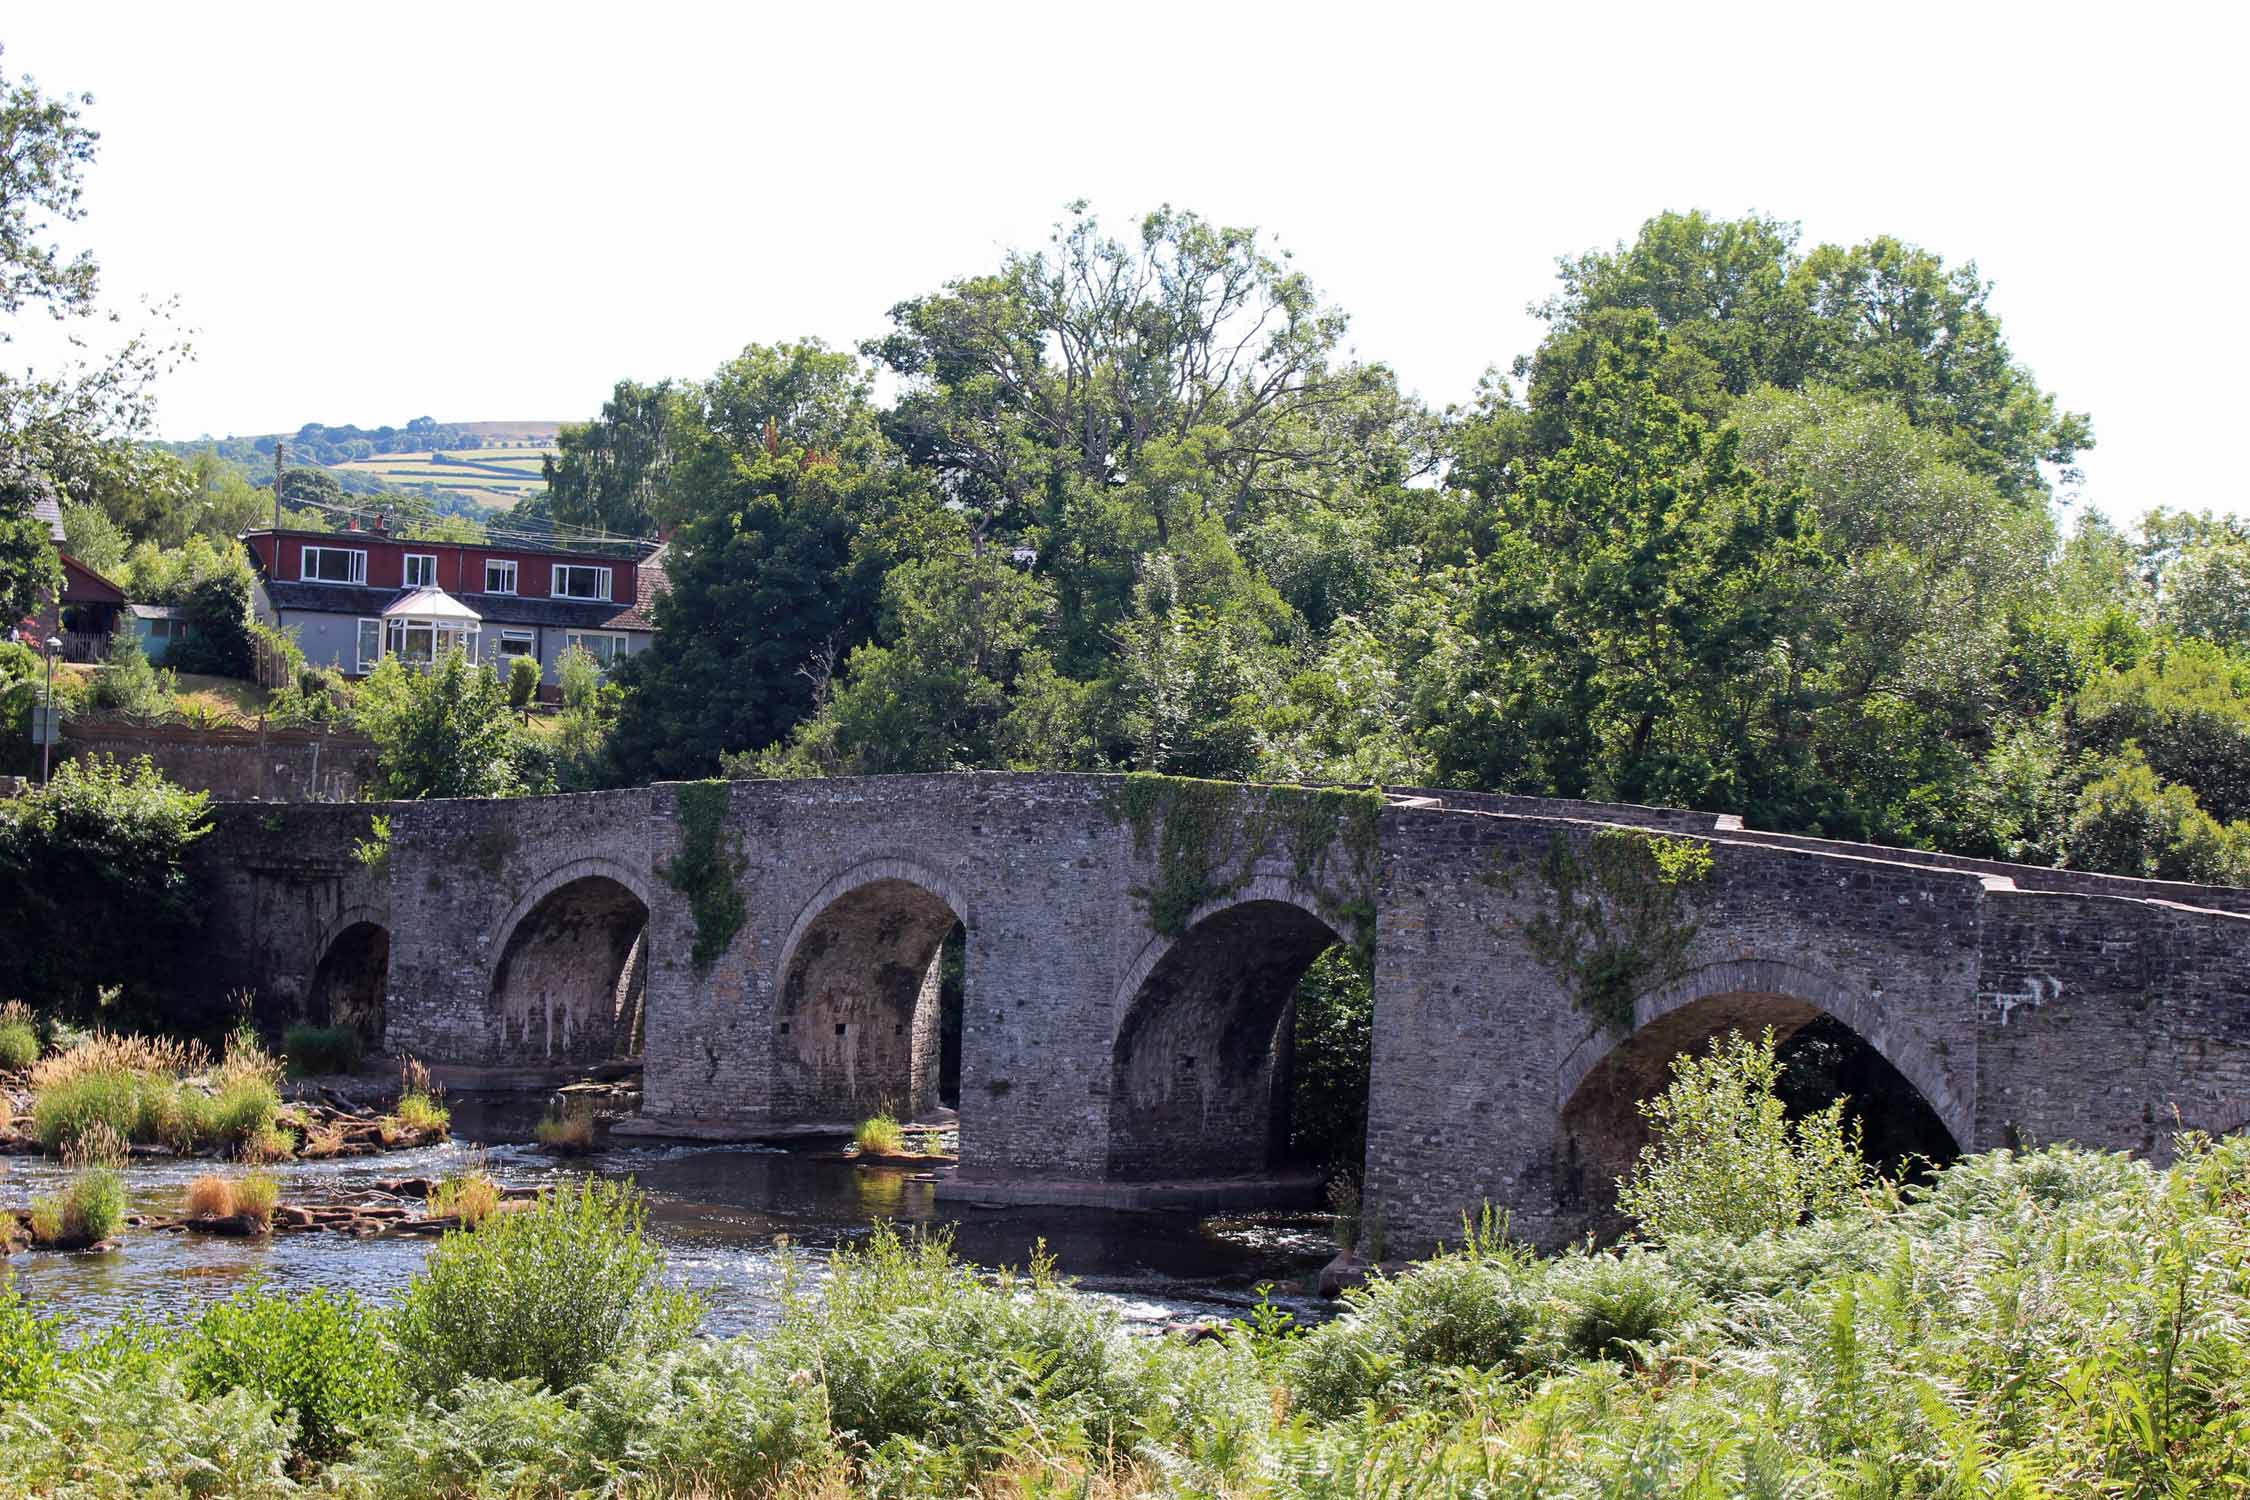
[264,579,659,633]
[32,494,64,543]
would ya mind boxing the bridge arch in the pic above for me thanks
[486,857,652,1065]
[1107,876,1344,1179]
[775,858,969,1125]
[308,904,390,1046]
[1553,958,1965,1233]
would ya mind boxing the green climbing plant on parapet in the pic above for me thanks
[1105,773,1383,956]
[1517,828,1713,1031]
[661,780,746,971]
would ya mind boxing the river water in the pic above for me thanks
[0,1112,1338,1336]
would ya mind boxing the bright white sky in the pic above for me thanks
[6,3,2243,520]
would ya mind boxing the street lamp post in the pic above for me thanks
[41,634,61,786]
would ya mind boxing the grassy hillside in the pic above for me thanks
[331,441,556,508]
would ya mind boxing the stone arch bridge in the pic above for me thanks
[195,773,2250,1248]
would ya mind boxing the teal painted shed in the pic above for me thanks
[127,604,195,665]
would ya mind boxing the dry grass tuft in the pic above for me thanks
[31,1030,206,1090]
[185,1172,235,1218]
[183,1169,280,1227]
[534,1104,597,1151]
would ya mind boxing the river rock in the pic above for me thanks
[1318,1250,1369,1299]
[184,1213,270,1237]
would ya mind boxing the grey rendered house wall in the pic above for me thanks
[272,607,647,685]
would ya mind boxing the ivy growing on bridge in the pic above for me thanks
[1106,774,1383,957]
[661,780,746,971]
[1514,828,1714,1030]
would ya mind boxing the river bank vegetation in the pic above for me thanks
[2,1036,2245,1496]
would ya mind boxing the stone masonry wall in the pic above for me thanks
[194,775,2250,1249]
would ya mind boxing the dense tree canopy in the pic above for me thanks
[534,202,2250,901]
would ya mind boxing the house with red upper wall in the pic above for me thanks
[243,524,666,688]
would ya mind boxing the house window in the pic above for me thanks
[383,616,476,667]
[403,553,437,588]
[552,564,612,601]
[356,618,382,674]
[148,619,170,639]
[484,559,517,594]
[302,546,367,585]
[497,629,536,659]
[564,631,624,670]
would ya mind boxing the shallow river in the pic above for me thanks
[1,1107,1338,1336]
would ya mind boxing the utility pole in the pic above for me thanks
[273,439,285,529]
[40,634,60,786]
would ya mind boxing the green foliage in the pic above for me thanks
[354,652,530,800]
[0,1362,299,1500]
[390,1177,703,1398]
[660,779,745,970]
[0,1013,39,1071]
[30,1163,125,1245]
[1520,828,1711,1029]
[1290,946,1373,1167]
[85,626,172,714]
[769,1225,1208,1483]
[0,754,209,1020]
[183,1283,401,1460]
[1286,1222,1542,1417]
[0,452,66,626]
[1108,774,1383,950]
[31,1067,145,1153]
[853,1110,906,1155]
[334,1341,838,1500]
[283,1021,364,1076]
[1618,1027,1870,1243]
[2063,746,2250,884]
[352,811,391,876]
[0,1278,66,1403]
[504,648,540,709]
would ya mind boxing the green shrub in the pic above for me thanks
[283,1022,364,1076]
[390,1178,702,1397]
[0,1362,297,1499]
[212,1075,280,1145]
[853,1110,905,1155]
[30,1164,126,1246]
[0,756,211,1027]
[1617,1027,1870,1243]
[1285,1224,1540,1418]
[0,1014,38,1072]
[183,1283,402,1460]
[772,1226,1171,1475]
[0,1278,65,1403]
[31,1066,146,1155]
[1530,1248,1704,1367]
[394,1092,449,1134]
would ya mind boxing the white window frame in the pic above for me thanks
[564,630,625,671]
[551,563,613,602]
[402,552,438,588]
[301,545,367,585]
[496,628,536,659]
[483,559,518,594]
[355,618,382,674]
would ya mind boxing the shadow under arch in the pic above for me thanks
[308,907,389,1045]
[1107,877,1343,1180]
[1553,959,1965,1238]
[775,858,969,1125]
[486,857,653,1065]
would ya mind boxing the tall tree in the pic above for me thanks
[0,46,188,509]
